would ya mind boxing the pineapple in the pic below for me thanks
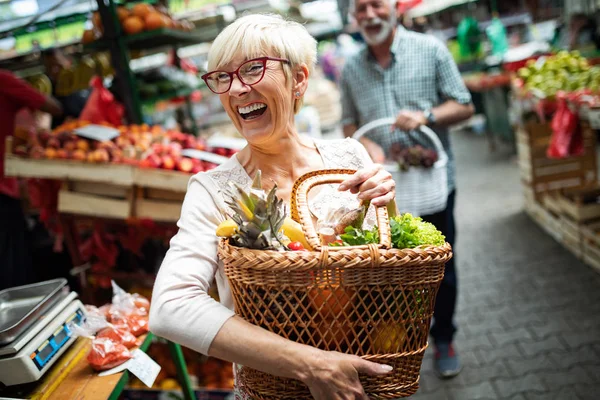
[223,170,287,250]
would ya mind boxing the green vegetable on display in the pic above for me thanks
[517,50,600,98]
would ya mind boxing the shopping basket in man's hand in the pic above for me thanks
[353,118,449,216]
[218,169,452,399]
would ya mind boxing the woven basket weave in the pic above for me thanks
[218,169,452,399]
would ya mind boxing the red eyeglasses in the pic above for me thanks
[201,57,290,94]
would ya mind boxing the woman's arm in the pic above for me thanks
[149,176,235,353]
[209,316,392,400]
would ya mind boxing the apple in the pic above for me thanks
[191,164,204,174]
[145,153,162,168]
[56,149,69,159]
[168,142,182,157]
[37,131,50,147]
[47,137,61,149]
[63,140,76,152]
[30,146,45,159]
[177,158,193,173]
[57,131,75,144]
[162,155,175,170]
[214,147,228,157]
[44,148,58,159]
[76,139,90,152]
[203,161,218,170]
[13,145,28,157]
[151,143,165,155]
[93,149,110,163]
[194,139,206,151]
[72,149,86,161]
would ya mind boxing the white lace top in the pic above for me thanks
[149,137,373,368]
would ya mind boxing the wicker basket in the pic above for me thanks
[218,169,452,399]
[353,119,449,216]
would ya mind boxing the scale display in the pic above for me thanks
[31,309,84,370]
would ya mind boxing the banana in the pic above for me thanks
[280,217,312,251]
[216,219,239,238]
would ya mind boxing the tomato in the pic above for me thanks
[287,241,305,251]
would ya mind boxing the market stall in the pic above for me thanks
[514,51,600,274]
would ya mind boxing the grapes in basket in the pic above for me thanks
[390,143,439,171]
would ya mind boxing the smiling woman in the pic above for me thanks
[149,13,397,400]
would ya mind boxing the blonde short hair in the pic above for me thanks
[207,14,317,113]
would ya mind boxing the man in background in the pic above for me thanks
[340,0,474,378]
[41,49,89,128]
[0,69,62,290]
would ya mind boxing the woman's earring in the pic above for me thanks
[295,91,301,98]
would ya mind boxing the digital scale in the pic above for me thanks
[0,280,87,387]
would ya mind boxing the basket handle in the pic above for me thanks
[289,169,392,251]
[352,118,448,165]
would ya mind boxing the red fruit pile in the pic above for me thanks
[13,120,239,174]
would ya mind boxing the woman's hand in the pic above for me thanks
[338,165,395,207]
[302,351,393,400]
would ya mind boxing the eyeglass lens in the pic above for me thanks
[206,59,266,93]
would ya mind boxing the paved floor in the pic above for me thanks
[411,130,600,399]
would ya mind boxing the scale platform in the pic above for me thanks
[0,291,87,386]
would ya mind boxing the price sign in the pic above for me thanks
[74,125,120,142]
[181,149,229,164]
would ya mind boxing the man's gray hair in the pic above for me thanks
[348,0,398,13]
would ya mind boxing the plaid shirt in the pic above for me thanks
[340,26,472,193]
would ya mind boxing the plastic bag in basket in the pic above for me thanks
[87,337,133,371]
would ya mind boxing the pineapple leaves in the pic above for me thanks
[222,170,288,251]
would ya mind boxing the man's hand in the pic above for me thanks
[393,110,427,131]
[358,136,386,164]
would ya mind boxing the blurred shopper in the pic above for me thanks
[340,0,474,378]
[0,69,62,290]
[41,49,89,128]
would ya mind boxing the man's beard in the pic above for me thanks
[359,14,396,46]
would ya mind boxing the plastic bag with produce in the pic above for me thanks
[87,337,133,371]
[548,93,583,158]
[96,325,138,349]
[80,76,124,126]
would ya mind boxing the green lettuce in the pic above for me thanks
[390,213,445,249]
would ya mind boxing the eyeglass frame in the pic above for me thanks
[201,57,291,94]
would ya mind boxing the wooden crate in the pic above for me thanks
[135,188,186,222]
[5,154,135,185]
[58,181,132,220]
[556,185,600,222]
[581,221,600,274]
[525,199,562,243]
[558,215,583,259]
[516,122,597,199]
[541,191,563,215]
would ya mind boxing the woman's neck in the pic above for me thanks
[237,131,322,188]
